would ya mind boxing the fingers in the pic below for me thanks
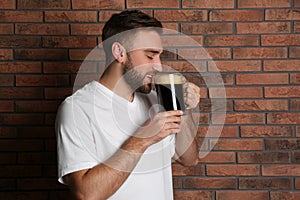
[183,82,201,109]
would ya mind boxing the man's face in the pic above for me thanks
[122,30,163,94]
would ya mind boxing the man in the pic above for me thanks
[56,10,200,200]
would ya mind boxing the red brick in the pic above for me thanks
[207,164,260,176]
[44,62,97,74]
[210,87,263,98]
[198,99,232,113]
[18,0,70,9]
[71,24,103,35]
[0,165,41,177]
[16,24,69,35]
[265,86,300,98]
[128,0,179,8]
[209,60,261,72]
[271,192,300,200]
[0,49,13,60]
[45,11,97,22]
[69,49,105,61]
[290,47,300,58]
[233,48,287,59]
[14,49,68,61]
[291,100,300,111]
[161,23,178,31]
[238,0,290,8]
[0,75,14,86]
[262,34,300,46]
[173,177,182,189]
[44,87,73,99]
[178,48,231,60]
[17,178,65,190]
[43,36,96,48]
[235,100,288,111]
[264,60,300,71]
[174,190,214,200]
[236,73,288,85]
[263,165,300,176]
[0,192,48,200]
[237,22,290,34]
[268,113,300,124]
[0,127,16,138]
[185,73,233,86]
[183,177,236,189]
[18,152,56,164]
[0,88,43,99]
[172,164,203,176]
[199,152,235,164]
[182,23,233,34]
[265,139,300,150]
[239,178,292,190]
[291,73,300,84]
[162,61,206,72]
[238,152,290,163]
[0,114,43,125]
[0,11,42,22]
[0,0,15,9]
[0,36,41,48]
[0,179,16,190]
[0,62,41,73]
[297,127,300,137]
[0,24,13,34]
[296,0,300,7]
[0,139,43,151]
[162,35,203,47]
[72,0,124,9]
[102,10,153,22]
[292,152,300,163]
[217,191,268,200]
[0,152,16,164]
[198,126,238,138]
[50,191,73,200]
[241,126,293,137]
[296,178,300,189]
[16,75,69,86]
[205,35,258,47]
[15,101,60,112]
[154,10,207,22]
[266,9,300,20]
[17,126,54,138]
[211,139,263,150]
[183,0,234,8]
[294,22,300,32]
[209,10,263,21]
[44,138,56,149]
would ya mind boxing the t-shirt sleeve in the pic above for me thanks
[55,98,98,184]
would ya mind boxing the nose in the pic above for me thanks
[152,57,162,72]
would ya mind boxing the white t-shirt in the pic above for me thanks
[55,81,175,200]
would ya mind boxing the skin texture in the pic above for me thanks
[63,30,200,200]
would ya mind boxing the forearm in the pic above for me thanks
[67,137,148,200]
[174,109,199,166]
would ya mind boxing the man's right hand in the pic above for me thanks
[133,110,183,149]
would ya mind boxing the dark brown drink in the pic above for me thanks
[155,74,185,112]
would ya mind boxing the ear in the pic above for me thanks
[111,42,126,63]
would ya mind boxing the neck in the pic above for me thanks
[99,62,134,102]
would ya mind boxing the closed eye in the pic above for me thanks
[147,55,154,60]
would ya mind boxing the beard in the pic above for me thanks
[123,55,152,94]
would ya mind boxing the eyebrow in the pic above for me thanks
[144,49,163,54]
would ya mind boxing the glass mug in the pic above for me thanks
[154,73,185,113]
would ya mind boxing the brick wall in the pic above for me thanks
[0,0,299,199]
